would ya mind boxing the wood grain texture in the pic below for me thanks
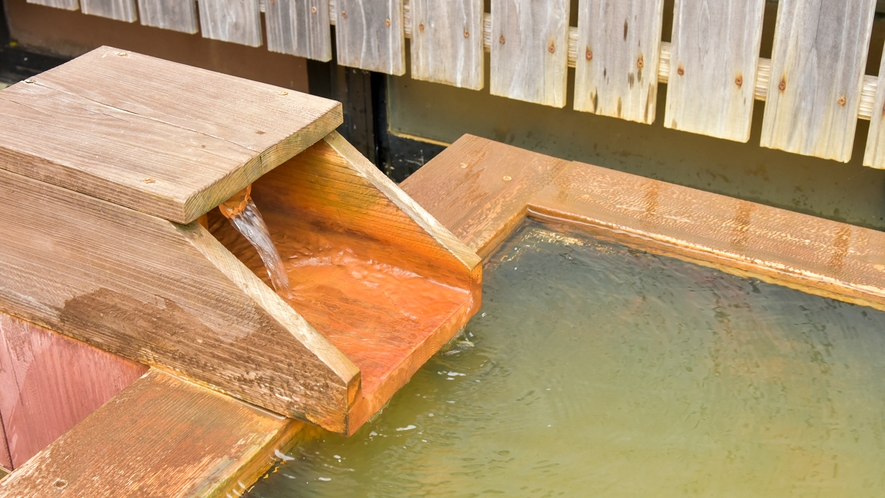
[400,134,569,258]
[265,0,332,61]
[490,0,570,107]
[335,0,405,75]
[574,0,664,122]
[0,46,341,224]
[80,0,136,20]
[410,0,484,90]
[760,0,876,162]
[0,314,146,469]
[197,0,262,46]
[212,131,482,434]
[864,43,885,168]
[25,0,79,11]
[0,412,10,472]
[0,166,359,432]
[664,0,766,142]
[0,370,308,497]
[137,0,198,33]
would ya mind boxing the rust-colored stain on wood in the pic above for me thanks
[0,313,146,469]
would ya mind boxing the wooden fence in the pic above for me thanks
[22,0,885,166]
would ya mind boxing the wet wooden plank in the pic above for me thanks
[574,0,664,122]
[0,163,359,432]
[80,0,137,21]
[0,412,10,471]
[197,0,262,47]
[265,0,332,61]
[213,132,482,434]
[864,44,885,168]
[0,314,147,469]
[25,0,79,11]
[0,46,341,224]
[137,0,198,33]
[490,0,570,107]
[760,0,877,162]
[410,0,484,90]
[400,134,570,258]
[335,0,405,75]
[0,370,308,497]
[664,0,766,142]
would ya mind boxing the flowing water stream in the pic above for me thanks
[249,220,885,497]
[224,198,291,296]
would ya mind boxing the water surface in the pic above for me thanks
[250,220,885,497]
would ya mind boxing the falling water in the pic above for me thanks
[225,198,291,296]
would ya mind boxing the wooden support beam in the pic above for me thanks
[0,370,309,497]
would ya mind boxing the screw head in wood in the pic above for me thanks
[502,175,512,182]
[311,6,316,13]
[677,65,684,76]
[23,78,34,84]
[464,30,470,38]
[838,96,846,106]
[586,48,593,61]
[341,11,347,19]
[499,35,506,44]
[778,77,786,92]
[419,22,425,32]
[459,162,468,169]
[385,18,391,27]
[548,42,555,54]
[637,56,644,69]
[735,75,743,87]
[54,480,68,490]
[143,178,156,184]
[279,91,288,96]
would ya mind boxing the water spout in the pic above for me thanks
[219,185,292,296]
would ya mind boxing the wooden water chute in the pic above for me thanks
[0,46,480,490]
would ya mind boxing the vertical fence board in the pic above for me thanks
[137,0,198,33]
[864,44,885,168]
[26,0,79,10]
[198,0,263,47]
[664,0,765,142]
[574,0,664,123]
[490,0,570,107]
[266,0,332,61]
[81,0,137,21]
[410,0,484,90]
[335,0,405,75]
[760,0,876,162]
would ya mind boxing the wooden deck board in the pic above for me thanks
[0,370,307,497]
[0,46,342,224]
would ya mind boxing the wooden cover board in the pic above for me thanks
[664,0,766,142]
[0,46,341,224]
[0,370,307,497]
[0,314,147,469]
[760,0,876,162]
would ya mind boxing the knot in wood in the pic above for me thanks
[548,42,555,54]
[838,96,846,107]
[677,65,684,76]
[499,35,506,44]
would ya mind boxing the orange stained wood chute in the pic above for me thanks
[211,132,482,434]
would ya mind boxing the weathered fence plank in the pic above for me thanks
[760,0,876,162]
[491,0,570,107]
[266,0,332,61]
[81,0,137,21]
[137,0,198,33]
[864,44,885,168]
[197,0,263,47]
[26,0,79,11]
[574,0,664,123]
[410,0,484,90]
[335,0,405,75]
[664,0,765,142]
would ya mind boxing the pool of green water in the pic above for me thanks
[249,220,885,497]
